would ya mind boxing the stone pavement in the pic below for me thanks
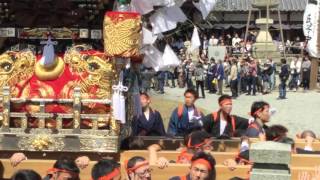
[151,87,320,137]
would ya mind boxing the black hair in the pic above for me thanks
[140,92,150,99]
[11,169,41,180]
[250,101,269,118]
[265,125,288,141]
[277,137,295,150]
[44,156,80,180]
[280,58,286,64]
[53,156,80,174]
[91,159,120,180]
[218,94,232,104]
[127,156,146,170]
[187,130,212,149]
[184,89,198,99]
[191,152,216,180]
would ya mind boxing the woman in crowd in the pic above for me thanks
[262,59,273,94]
[301,57,311,91]
[194,62,206,99]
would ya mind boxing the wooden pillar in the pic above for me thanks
[310,58,319,90]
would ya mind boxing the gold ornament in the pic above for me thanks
[0,50,35,97]
[34,56,65,81]
[103,13,141,58]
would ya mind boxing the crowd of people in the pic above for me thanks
[5,89,320,180]
[3,29,316,180]
[140,32,312,101]
[142,53,312,100]
[127,90,318,179]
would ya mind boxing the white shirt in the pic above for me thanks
[144,110,150,121]
[220,120,227,135]
[290,60,302,74]
[232,37,241,47]
[209,38,218,46]
[187,107,195,122]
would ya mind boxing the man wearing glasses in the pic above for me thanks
[125,156,152,180]
[169,151,216,180]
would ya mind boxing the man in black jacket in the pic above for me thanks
[131,93,166,136]
[202,95,249,138]
[278,58,290,99]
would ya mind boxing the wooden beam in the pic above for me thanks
[121,150,320,167]
[0,158,319,179]
[120,150,237,165]
[129,137,320,152]
[310,58,319,89]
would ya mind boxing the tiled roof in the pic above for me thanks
[213,0,308,11]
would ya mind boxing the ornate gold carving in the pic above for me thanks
[103,14,141,58]
[110,116,120,135]
[34,57,65,81]
[0,51,35,97]
[2,109,9,127]
[21,118,28,129]
[56,118,63,129]
[63,47,114,100]
[80,137,118,152]
[73,110,80,129]
[18,134,65,151]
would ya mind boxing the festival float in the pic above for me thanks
[0,0,143,155]
[0,0,220,178]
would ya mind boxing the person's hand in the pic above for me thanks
[75,156,90,169]
[10,153,27,167]
[148,144,162,152]
[223,159,237,171]
[157,157,169,169]
[259,133,266,141]
[296,133,302,139]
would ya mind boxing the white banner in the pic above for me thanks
[141,45,164,71]
[150,5,187,34]
[190,27,201,51]
[162,44,180,69]
[303,2,320,57]
[208,46,227,61]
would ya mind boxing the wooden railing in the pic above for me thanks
[121,150,320,168]
[0,86,112,131]
[130,136,320,152]
[0,86,119,152]
[0,158,317,180]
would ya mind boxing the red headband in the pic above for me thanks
[219,99,232,106]
[177,150,194,163]
[125,160,149,174]
[192,158,212,171]
[250,105,270,117]
[92,168,120,180]
[187,138,211,149]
